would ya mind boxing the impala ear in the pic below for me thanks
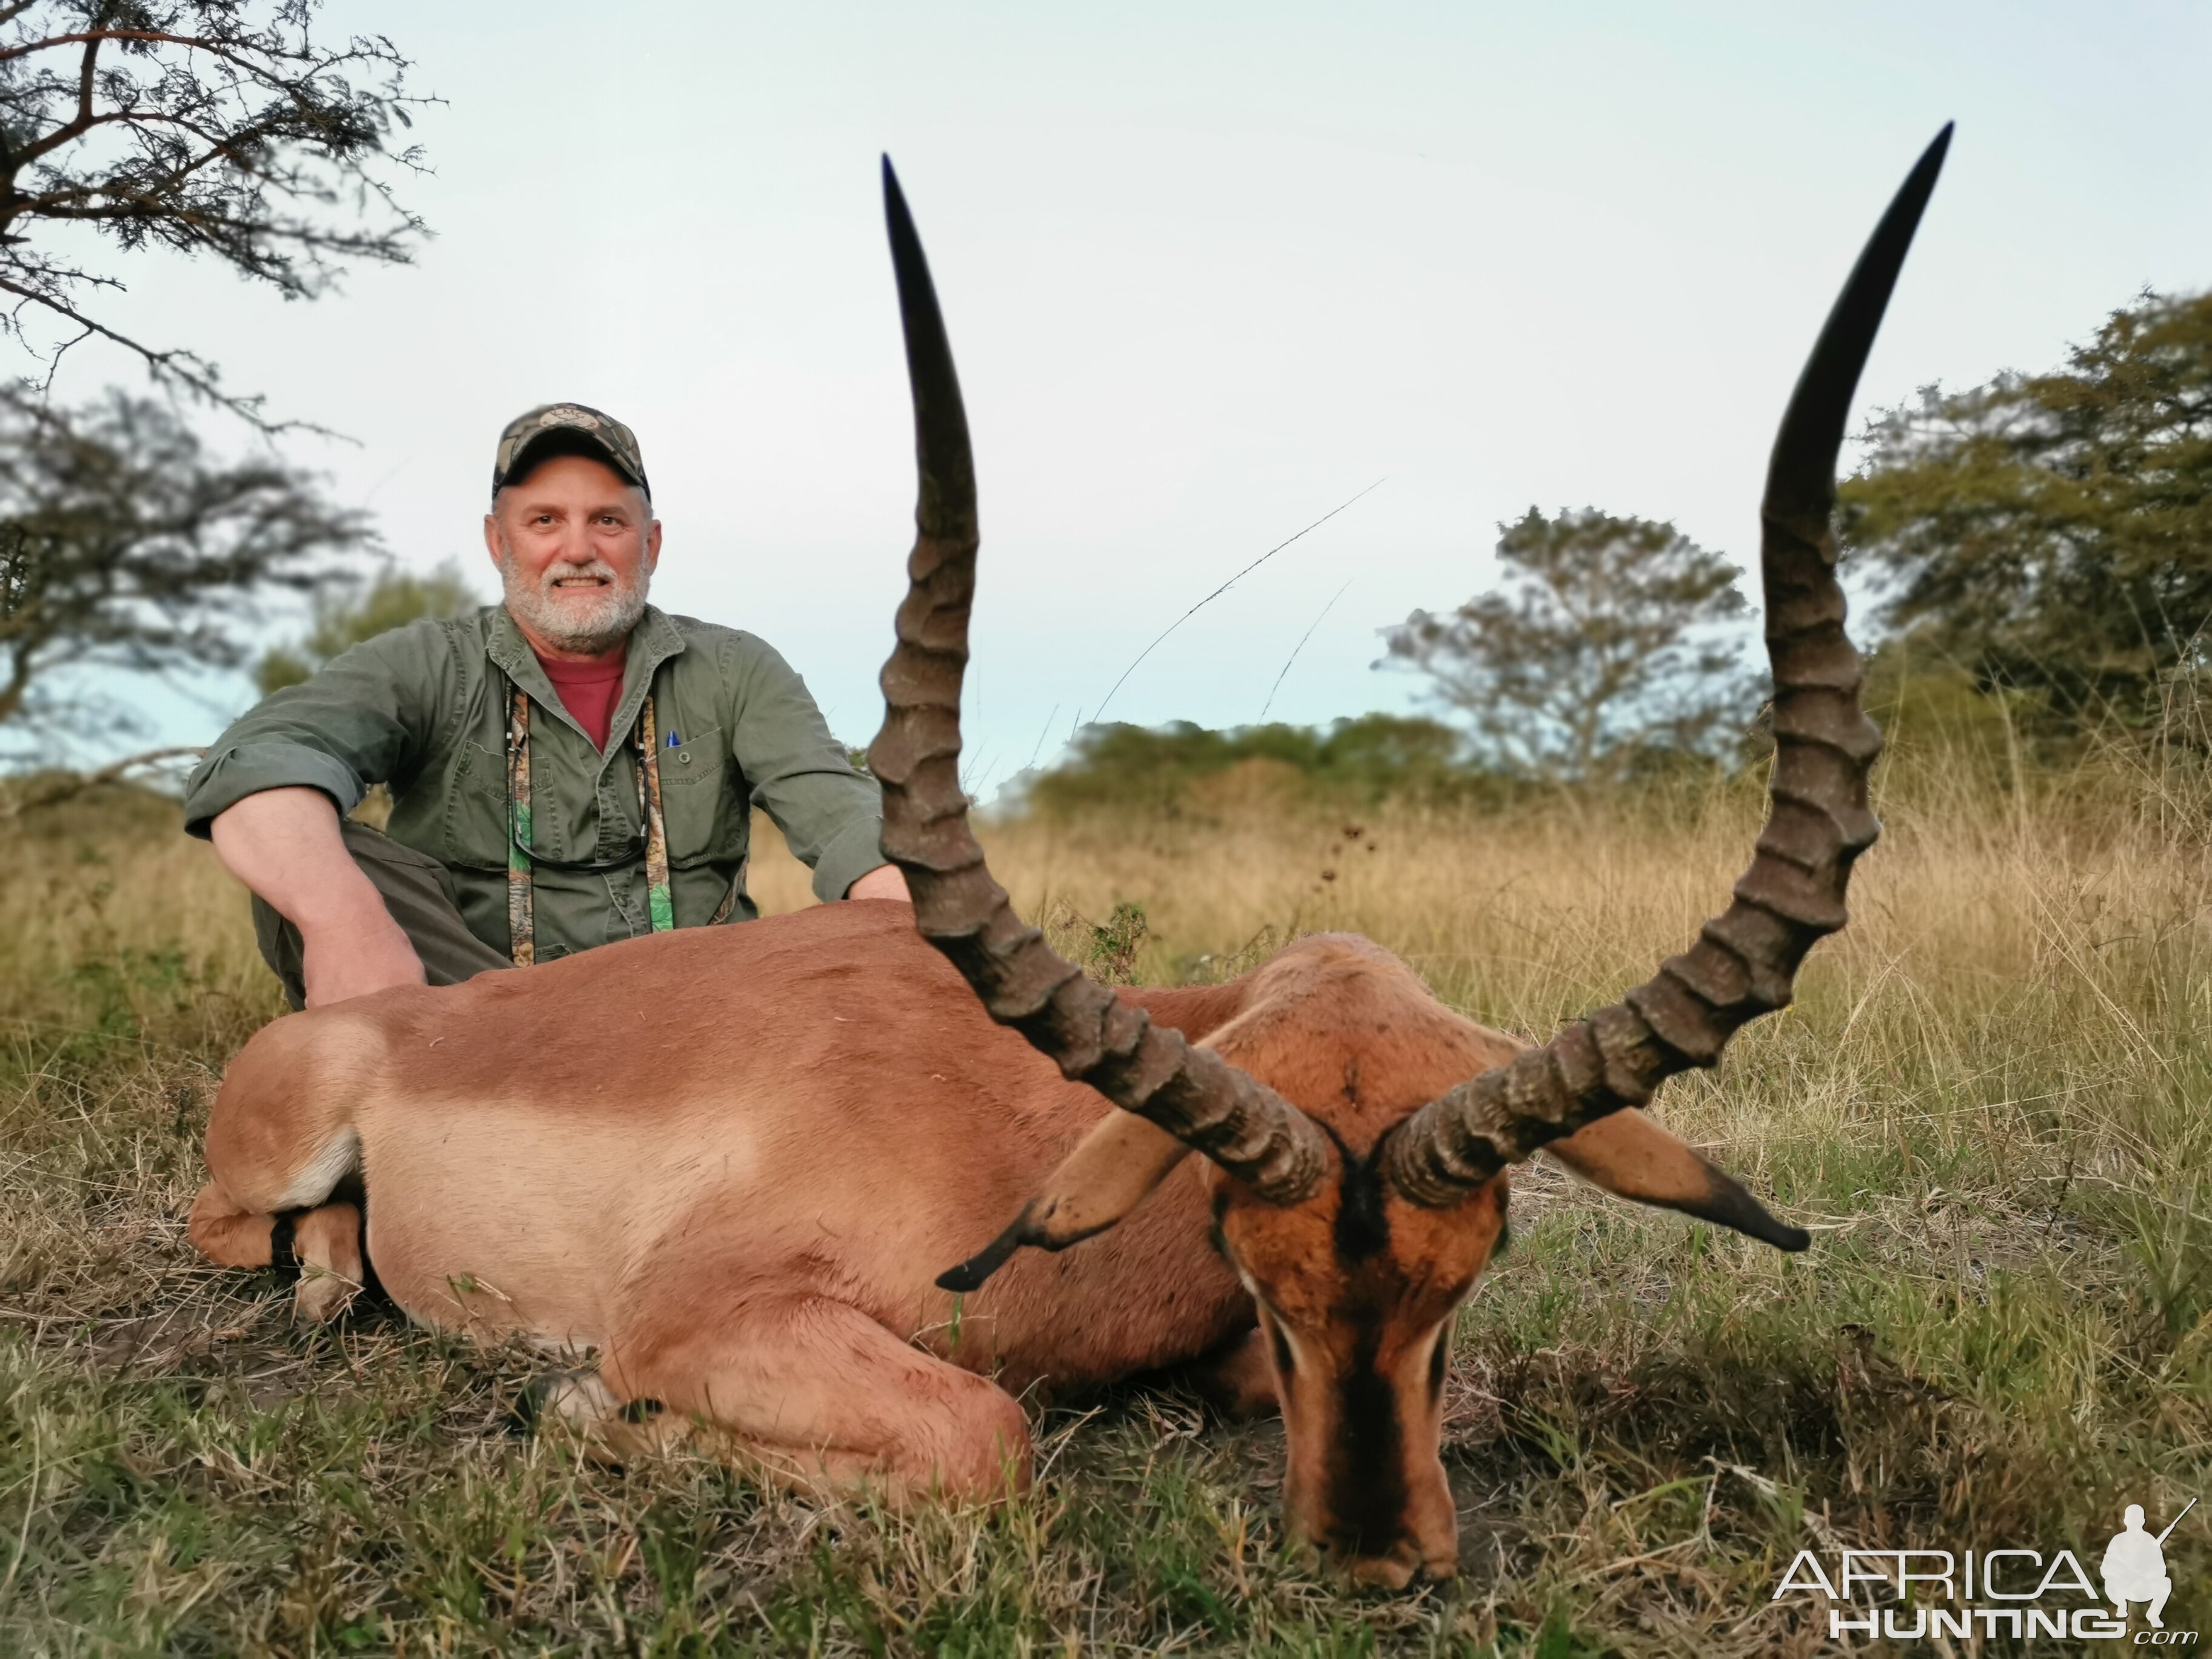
[1542,1108,1810,1252]
[936,1111,1194,1292]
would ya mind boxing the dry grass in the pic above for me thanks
[2,751,2208,1655]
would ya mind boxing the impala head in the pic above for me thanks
[1221,1151,1499,1587]
[1201,940,1515,1586]
[869,134,1950,1584]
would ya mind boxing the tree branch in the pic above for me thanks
[0,745,203,817]
[0,5,429,431]
[0,272,338,436]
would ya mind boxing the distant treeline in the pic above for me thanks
[1011,714,1491,818]
[1010,711,1746,822]
[1000,709,1735,819]
[1007,646,2111,822]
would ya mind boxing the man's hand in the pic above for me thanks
[846,863,911,902]
[210,788,427,1007]
[297,900,427,1007]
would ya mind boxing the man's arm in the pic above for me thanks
[210,788,427,1005]
[185,618,458,1001]
[720,633,900,902]
[846,863,911,902]
[184,619,454,842]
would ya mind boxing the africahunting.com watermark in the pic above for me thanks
[1772,1501,2196,1645]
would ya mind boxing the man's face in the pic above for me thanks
[483,454,662,659]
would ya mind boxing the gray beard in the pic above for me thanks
[497,545,650,655]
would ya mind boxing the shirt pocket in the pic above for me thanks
[432,739,512,873]
[657,724,735,866]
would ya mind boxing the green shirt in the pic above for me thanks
[183,605,886,959]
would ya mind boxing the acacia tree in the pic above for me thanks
[1842,288,2212,730]
[0,0,427,421]
[1380,507,1752,783]
[0,384,366,728]
[0,2,428,744]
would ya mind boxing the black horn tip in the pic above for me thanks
[1765,122,1954,513]
[881,155,923,264]
[881,154,910,232]
[1892,122,1954,235]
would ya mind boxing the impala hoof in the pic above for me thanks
[525,1367,692,1465]
[292,1264,360,1324]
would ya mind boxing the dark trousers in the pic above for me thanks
[252,822,512,1011]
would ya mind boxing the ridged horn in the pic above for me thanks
[1382,126,1952,1211]
[866,156,1330,1204]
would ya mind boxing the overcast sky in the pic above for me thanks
[40,0,2212,797]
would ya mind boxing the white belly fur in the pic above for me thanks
[354,1090,767,1354]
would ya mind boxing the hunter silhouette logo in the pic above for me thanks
[2104,1499,2190,1631]
[1772,1496,2197,1644]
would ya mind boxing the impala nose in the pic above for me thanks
[1315,1531,1458,1590]
[1338,1538,1423,1590]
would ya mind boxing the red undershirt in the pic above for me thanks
[534,645,628,752]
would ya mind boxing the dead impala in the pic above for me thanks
[189,131,1948,1586]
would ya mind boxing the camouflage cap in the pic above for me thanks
[491,403,650,500]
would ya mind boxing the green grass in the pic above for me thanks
[2,765,2208,1655]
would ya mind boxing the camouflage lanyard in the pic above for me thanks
[504,678,673,967]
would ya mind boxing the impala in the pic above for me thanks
[189,131,1948,1586]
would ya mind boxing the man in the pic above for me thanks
[2101,1504,2173,1629]
[186,403,907,1009]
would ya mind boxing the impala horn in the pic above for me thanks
[866,157,1332,1215]
[1381,126,1952,1216]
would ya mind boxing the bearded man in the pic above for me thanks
[186,403,907,1010]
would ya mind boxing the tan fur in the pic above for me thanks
[1547,1108,1733,1207]
[1010,1110,1192,1248]
[290,1203,365,1321]
[190,905,1766,1541]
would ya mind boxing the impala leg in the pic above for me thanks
[607,1296,1033,1503]
[1180,1326,1281,1420]
[526,1366,696,1464]
[289,1202,365,1322]
[187,1184,365,1322]
[187,1179,291,1269]
[192,1019,370,1318]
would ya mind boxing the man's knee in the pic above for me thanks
[251,893,311,1011]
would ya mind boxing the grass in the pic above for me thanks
[2,745,2208,1655]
